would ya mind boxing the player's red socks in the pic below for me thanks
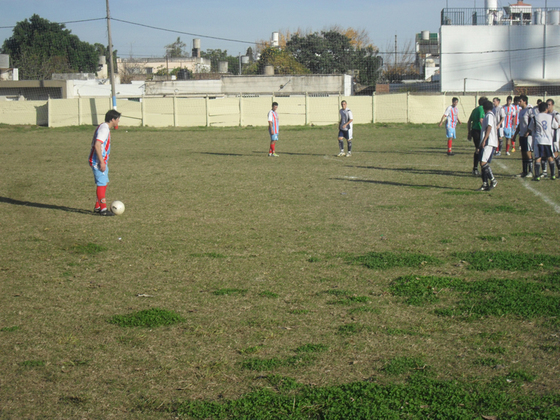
[447,139,452,153]
[270,143,275,154]
[506,144,510,153]
[96,186,107,210]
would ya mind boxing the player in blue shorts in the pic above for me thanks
[268,102,279,157]
[439,97,460,156]
[88,109,121,216]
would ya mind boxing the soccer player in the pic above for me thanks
[529,101,559,181]
[547,99,560,172]
[477,100,498,191]
[88,109,121,216]
[337,100,353,157]
[439,97,460,156]
[512,95,534,178]
[467,96,487,176]
[492,97,505,156]
[502,96,516,155]
[268,102,279,157]
[512,96,521,152]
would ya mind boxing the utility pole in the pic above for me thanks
[106,0,117,110]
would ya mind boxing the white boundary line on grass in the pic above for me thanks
[495,160,560,214]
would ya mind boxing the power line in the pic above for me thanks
[0,17,105,29]
[111,18,254,45]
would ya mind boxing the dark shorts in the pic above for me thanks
[471,129,482,148]
[536,144,553,159]
[338,130,350,140]
[520,136,532,153]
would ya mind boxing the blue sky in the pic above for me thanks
[1,0,556,59]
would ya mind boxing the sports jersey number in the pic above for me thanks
[542,121,548,131]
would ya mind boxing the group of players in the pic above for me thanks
[441,95,560,191]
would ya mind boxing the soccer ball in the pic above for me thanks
[110,200,125,215]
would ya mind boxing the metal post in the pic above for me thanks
[205,95,209,127]
[106,0,117,110]
[239,93,242,127]
[305,92,308,126]
[372,92,375,124]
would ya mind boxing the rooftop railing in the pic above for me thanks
[441,7,560,26]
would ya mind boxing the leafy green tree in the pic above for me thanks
[200,49,240,74]
[247,47,309,75]
[165,37,187,58]
[285,30,381,86]
[1,14,98,80]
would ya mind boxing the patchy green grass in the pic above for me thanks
[391,273,560,319]
[107,308,184,328]
[168,373,559,419]
[454,251,560,271]
[347,252,441,270]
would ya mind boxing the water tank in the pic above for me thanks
[271,32,279,47]
[547,10,560,25]
[263,65,274,76]
[193,38,201,49]
[0,54,9,69]
[534,9,545,24]
[218,61,228,73]
[485,0,498,10]
[98,55,106,66]
[421,31,430,41]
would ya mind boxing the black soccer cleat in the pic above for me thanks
[99,210,116,217]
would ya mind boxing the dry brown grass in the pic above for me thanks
[1,123,559,418]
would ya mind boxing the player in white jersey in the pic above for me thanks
[529,101,559,180]
[492,98,505,156]
[439,97,460,156]
[547,99,560,172]
[337,100,353,157]
[477,100,498,191]
[512,95,534,177]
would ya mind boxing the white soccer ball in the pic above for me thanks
[110,200,125,215]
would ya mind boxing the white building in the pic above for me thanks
[440,1,560,92]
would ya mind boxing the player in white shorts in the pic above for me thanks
[546,99,560,172]
[477,100,498,191]
[492,98,505,156]
[529,102,559,181]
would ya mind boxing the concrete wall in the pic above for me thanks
[441,25,560,92]
[2,93,559,128]
[145,74,352,96]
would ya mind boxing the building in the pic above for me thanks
[440,1,560,92]
[415,31,440,81]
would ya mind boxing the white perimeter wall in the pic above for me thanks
[441,24,560,92]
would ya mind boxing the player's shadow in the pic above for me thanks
[359,149,469,156]
[199,152,246,157]
[350,165,479,178]
[332,178,461,190]
[0,197,92,215]
[251,151,326,157]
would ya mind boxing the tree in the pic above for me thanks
[284,29,382,86]
[165,37,187,58]
[1,14,98,80]
[200,49,241,74]
[246,47,309,75]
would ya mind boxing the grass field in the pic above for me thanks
[1,122,560,419]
